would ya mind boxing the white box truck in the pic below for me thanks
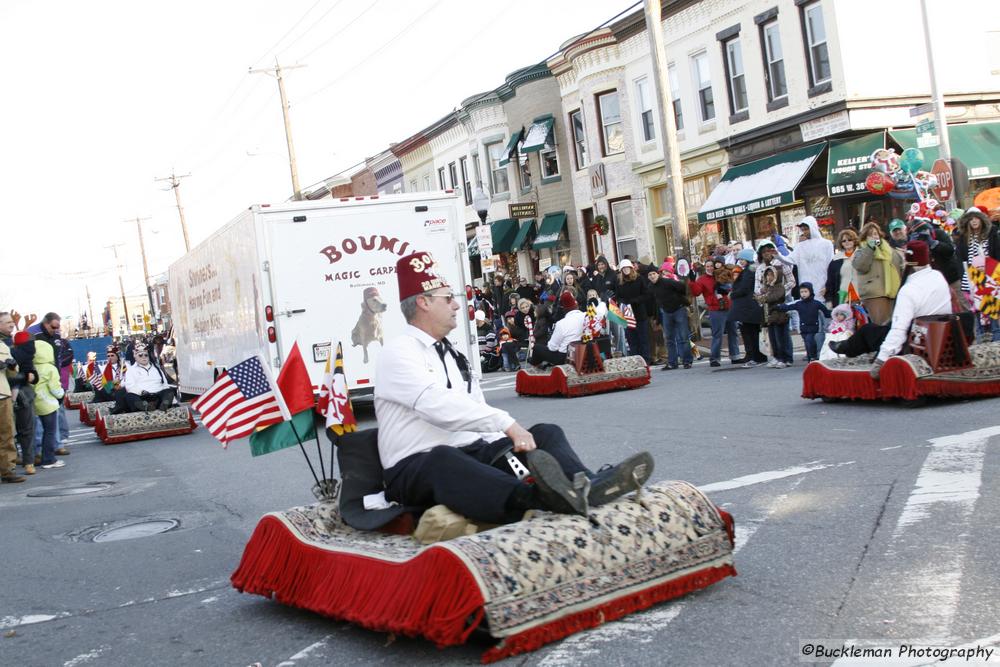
[167,192,477,397]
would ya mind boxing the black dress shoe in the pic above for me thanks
[710,360,721,367]
[660,364,677,371]
[828,340,847,355]
[588,452,654,507]
[730,357,747,365]
[526,450,589,516]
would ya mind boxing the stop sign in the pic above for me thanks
[931,159,954,201]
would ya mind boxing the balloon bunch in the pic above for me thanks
[864,147,938,200]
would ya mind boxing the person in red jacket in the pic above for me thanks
[688,259,741,367]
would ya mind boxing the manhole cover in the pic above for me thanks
[93,519,180,543]
[27,482,114,498]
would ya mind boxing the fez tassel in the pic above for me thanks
[230,516,485,647]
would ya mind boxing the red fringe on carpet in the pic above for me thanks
[516,368,650,397]
[877,358,919,400]
[95,411,197,444]
[801,362,880,401]
[230,516,485,648]
[480,564,738,663]
[515,368,567,396]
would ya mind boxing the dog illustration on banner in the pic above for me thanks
[351,286,388,363]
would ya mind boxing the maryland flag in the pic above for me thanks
[967,256,1000,319]
[316,342,357,436]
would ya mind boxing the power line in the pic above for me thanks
[250,0,326,67]
[298,0,446,104]
[295,0,383,63]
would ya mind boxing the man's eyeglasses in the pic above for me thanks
[423,292,460,304]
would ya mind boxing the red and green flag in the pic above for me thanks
[248,342,317,457]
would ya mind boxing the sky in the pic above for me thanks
[0,0,637,322]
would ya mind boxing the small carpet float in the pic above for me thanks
[64,391,95,410]
[516,355,651,397]
[81,401,113,426]
[231,481,735,662]
[95,406,197,444]
[803,342,1000,402]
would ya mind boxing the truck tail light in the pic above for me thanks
[468,305,474,321]
[265,305,274,322]
[267,326,276,343]
[465,285,473,301]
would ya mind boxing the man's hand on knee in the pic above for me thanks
[506,423,536,452]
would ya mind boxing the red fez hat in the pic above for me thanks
[905,240,930,266]
[13,331,31,346]
[559,290,577,311]
[396,251,449,302]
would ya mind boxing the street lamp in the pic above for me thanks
[473,186,490,226]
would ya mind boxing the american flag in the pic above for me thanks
[192,355,290,446]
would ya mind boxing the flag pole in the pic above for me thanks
[288,420,322,488]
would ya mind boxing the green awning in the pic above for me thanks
[509,219,536,251]
[490,218,519,253]
[467,235,479,258]
[698,142,826,223]
[827,131,885,197]
[889,121,1000,180]
[497,130,522,167]
[532,212,567,249]
[521,117,554,153]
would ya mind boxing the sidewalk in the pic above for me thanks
[691,325,808,360]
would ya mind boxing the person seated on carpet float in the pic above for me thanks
[115,348,176,413]
[828,241,952,378]
[93,348,127,404]
[528,291,586,368]
[374,250,654,525]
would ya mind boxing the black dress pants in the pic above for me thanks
[838,324,890,357]
[740,323,768,363]
[529,346,568,367]
[123,388,176,412]
[383,423,590,525]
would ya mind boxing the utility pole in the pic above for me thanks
[106,243,130,335]
[128,216,156,321]
[644,0,689,259]
[85,284,94,335]
[155,171,192,252]
[250,59,306,201]
[919,0,955,206]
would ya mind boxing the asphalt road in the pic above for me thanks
[3,360,999,667]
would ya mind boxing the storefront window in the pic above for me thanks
[610,199,637,261]
[805,194,837,241]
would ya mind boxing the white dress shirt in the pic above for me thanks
[123,362,169,395]
[374,324,515,470]
[547,310,586,353]
[877,267,953,361]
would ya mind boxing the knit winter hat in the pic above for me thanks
[13,331,30,346]
[660,259,675,275]
[737,248,756,263]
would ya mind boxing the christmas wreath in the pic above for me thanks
[591,214,610,235]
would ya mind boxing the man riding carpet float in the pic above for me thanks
[374,250,654,523]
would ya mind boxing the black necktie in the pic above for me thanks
[433,340,453,389]
[434,339,472,393]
